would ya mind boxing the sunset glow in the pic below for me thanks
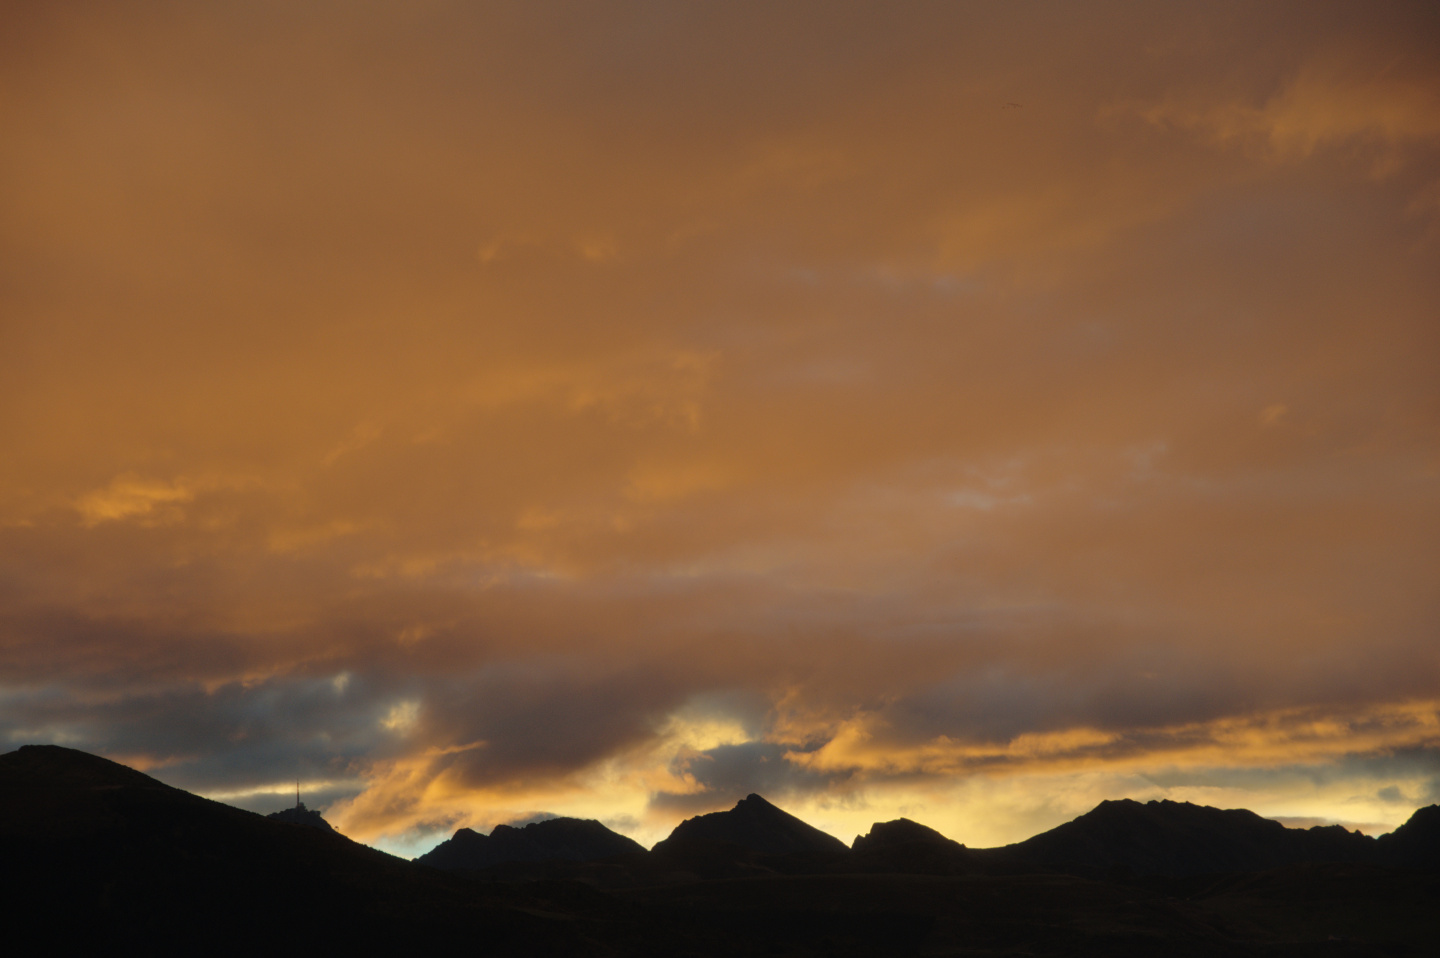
[2,1,1437,858]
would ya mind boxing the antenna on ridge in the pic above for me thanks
[296,778,300,809]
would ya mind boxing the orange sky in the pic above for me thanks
[3,1,1438,855]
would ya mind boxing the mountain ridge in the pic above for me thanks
[999,797,1383,878]
[10,745,1431,879]
[417,816,645,871]
[6,745,1438,955]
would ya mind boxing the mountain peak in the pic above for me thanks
[853,817,960,852]
[659,793,849,857]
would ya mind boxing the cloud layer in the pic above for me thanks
[2,1,1438,853]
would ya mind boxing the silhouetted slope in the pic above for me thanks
[1002,798,1375,878]
[418,817,644,871]
[1376,803,1440,870]
[654,793,850,857]
[267,801,335,831]
[2,741,164,792]
[0,745,600,954]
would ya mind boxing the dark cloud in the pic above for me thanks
[649,740,846,816]
[0,672,398,789]
[413,663,689,787]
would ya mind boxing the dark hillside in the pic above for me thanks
[1376,804,1440,870]
[0,745,597,954]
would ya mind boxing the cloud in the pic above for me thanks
[1136,62,1440,171]
[789,699,1440,782]
[649,739,847,815]
[1,0,1437,856]
[75,474,195,526]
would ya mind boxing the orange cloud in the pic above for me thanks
[1,1,1437,859]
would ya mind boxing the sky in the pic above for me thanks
[2,1,1438,857]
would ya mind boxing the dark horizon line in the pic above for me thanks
[10,744,1425,855]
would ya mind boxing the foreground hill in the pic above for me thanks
[7,745,1438,955]
[0,745,605,954]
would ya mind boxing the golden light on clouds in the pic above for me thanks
[2,1,1438,856]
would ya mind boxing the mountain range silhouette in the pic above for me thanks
[5,744,1437,955]
[419,785,1436,882]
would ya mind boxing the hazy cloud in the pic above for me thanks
[1,1,1437,853]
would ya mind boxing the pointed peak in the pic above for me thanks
[663,792,848,856]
